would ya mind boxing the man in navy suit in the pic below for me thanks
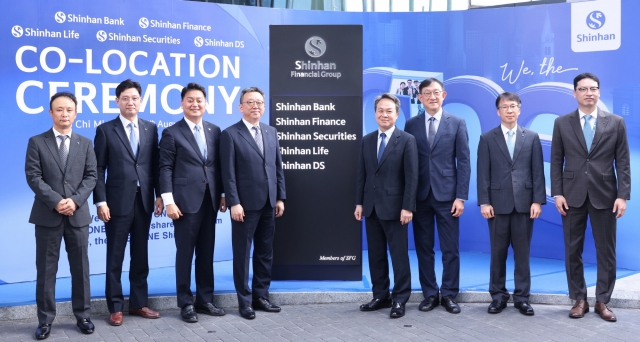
[404,78,470,314]
[355,93,418,318]
[159,83,226,322]
[94,79,163,326]
[26,92,97,339]
[220,87,286,320]
[551,73,630,321]
[477,92,546,316]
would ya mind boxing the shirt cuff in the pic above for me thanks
[221,193,225,198]
[456,198,466,202]
[95,202,107,207]
[161,193,175,206]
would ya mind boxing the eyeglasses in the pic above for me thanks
[420,91,442,97]
[243,100,264,107]
[119,96,140,103]
[576,87,599,93]
[498,105,520,111]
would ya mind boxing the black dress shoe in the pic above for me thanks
[195,302,226,316]
[359,297,392,311]
[487,300,507,314]
[35,323,51,340]
[390,302,405,318]
[252,297,281,312]
[514,301,535,316]
[239,306,256,320]
[76,318,94,334]
[181,305,198,323]
[418,296,440,312]
[441,296,461,314]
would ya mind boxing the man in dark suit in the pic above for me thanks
[551,73,630,322]
[25,92,97,339]
[93,79,163,326]
[477,92,546,316]
[220,87,286,320]
[355,93,418,318]
[404,78,470,314]
[159,83,226,322]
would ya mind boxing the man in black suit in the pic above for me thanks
[159,83,226,322]
[355,93,418,318]
[93,79,163,326]
[551,73,630,322]
[220,87,286,320]
[404,78,471,314]
[25,92,97,339]
[477,92,546,316]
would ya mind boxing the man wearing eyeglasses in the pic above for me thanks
[94,79,163,326]
[159,83,226,322]
[477,92,545,316]
[551,72,630,322]
[404,78,470,314]
[220,87,286,320]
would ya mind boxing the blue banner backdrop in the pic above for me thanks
[1,0,638,284]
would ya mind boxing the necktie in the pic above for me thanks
[428,116,436,148]
[128,122,138,159]
[378,132,387,164]
[252,126,264,156]
[58,135,68,170]
[583,115,594,153]
[507,130,515,159]
[194,125,206,162]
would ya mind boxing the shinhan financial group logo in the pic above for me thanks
[305,36,326,58]
[571,0,620,52]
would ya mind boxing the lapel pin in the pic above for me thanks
[208,128,211,131]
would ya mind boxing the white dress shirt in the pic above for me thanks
[425,108,443,140]
[377,126,395,155]
[578,109,597,132]
[52,127,71,150]
[501,124,518,145]
[243,118,261,138]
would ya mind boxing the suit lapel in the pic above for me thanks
[44,130,64,173]
[137,119,148,161]
[203,121,215,161]
[590,108,609,156]
[236,121,264,159]
[377,128,400,170]
[431,112,450,150]
[178,119,205,162]
[569,111,589,154]
[511,126,526,164]
[414,113,429,151]
[113,119,136,160]
[66,133,81,172]
[492,126,512,163]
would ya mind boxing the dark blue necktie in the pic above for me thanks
[378,132,386,164]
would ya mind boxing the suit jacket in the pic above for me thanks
[159,118,222,214]
[93,117,159,216]
[477,125,546,215]
[550,108,631,209]
[355,128,418,221]
[220,120,286,211]
[25,129,97,227]
[404,111,471,202]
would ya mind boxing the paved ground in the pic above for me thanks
[1,302,639,341]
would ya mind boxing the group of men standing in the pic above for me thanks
[26,80,285,340]
[356,73,630,322]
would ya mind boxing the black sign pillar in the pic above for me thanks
[270,25,363,280]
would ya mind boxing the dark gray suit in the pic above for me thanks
[477,125,546,302]
[551,109,631,303]
[356,127,418,304]
[25,129,97,324]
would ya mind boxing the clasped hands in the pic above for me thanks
[55,198,77,216]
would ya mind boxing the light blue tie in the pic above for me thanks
[507,130,515,159]
[583,115,594,153]
[194,125,206,162]
[378,132,387,164]
[128,123,138,159]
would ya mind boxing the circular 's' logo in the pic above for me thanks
[96,30,107,42]
[139,17,149,29]
[11,25,23,38]
[194,36,204,47]
[54,11,66,23]
[305,36,326,58]
[586,11,606,30]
